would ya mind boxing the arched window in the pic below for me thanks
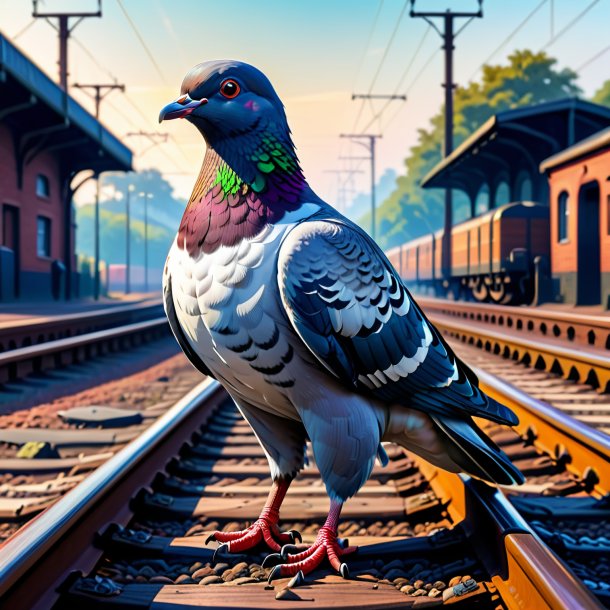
[495,181,510,206]
[36,174,50,198]
[557,191,569,242]
[515,171,533,201]
[475,184,490,215]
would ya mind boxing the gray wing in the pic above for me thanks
[277,219,518,427]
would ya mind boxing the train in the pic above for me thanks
[386,201,550,305]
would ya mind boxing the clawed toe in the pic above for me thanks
[340,563,349,579]
[280,544,302,559]
[205,533,217,545]
[286,529,302,544]
[262,553,283,568]
[212,543,229,564]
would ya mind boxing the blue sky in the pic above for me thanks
[1,0,609,205]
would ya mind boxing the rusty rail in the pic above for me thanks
[418,296,610,352]
[0,378,223,610]
[0,317,170,383]
[429,312,610,393]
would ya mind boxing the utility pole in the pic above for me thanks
[72,82,124,301]
[73,83,125,119]
[125,184,135,294]
[409,0,483,280]
[32,0,102,91]
[139,192,153,293]
[324,169,364,212]
[340,134,382,239]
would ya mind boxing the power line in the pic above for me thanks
[351,0,385,91]
[541,0,601,50]
[367,0,410,94]
[12,18,36,40]
[116,0,167,84]
[468,0,548,82]
[577,43,610,73]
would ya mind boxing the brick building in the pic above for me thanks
[541,128,610,307]
[0,33,132,301]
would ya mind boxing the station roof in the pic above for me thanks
[540,126,610,173]
[0,33,132,176]
[420,98,610,193]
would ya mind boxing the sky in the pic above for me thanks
[1,0,609,208]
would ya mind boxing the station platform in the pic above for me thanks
[0,292,162,326]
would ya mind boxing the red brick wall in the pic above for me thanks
[548,147,610,274]
[0,123,66,275]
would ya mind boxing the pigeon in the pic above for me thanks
[159,60,524,581]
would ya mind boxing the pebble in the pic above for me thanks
[432,580,446,591]
[214,563,229,574]
[428,587,442,598]
[189,562,205,573]
[412,588,427,597]
[461,574,472,583]
[232,576,259,585]
[448,576,462,587]
[200,575,223,585]
[138,566,156,578]
[175,574,195,584]
[400,585,415,595]
[149,576,173,584]
[192,566,216,580]
[413,579,425,590]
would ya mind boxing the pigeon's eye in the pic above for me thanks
[220,79,240,99]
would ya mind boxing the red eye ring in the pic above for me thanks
[220,79,240,99]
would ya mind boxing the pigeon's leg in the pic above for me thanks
[264,499,357,580]
[207,477,300,553]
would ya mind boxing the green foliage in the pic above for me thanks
[372,49,581,249]
[592,79,610,107]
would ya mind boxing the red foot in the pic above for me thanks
[207,514,301,554]
[263,526,357,580]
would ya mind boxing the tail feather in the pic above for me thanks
[431,415,525,486]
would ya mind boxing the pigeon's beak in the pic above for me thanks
[159,94,207,123]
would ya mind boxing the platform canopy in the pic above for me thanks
[540,126,610,173]
[0,32,132,183]
[420,98,610,210]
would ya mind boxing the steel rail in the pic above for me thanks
[419,296,610,328]
[0,298,163,333]
[414,463,605,610]
[0,378,223,610]
[418,296,610,351]
[475,367,610,496]
[430,313,610,392]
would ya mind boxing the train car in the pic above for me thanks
[394,201,550,304]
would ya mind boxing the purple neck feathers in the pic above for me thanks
[177,148,308,256]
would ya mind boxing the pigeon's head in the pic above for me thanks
[160,60,301,189]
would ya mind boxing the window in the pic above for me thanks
[37,216,51,257]
[557,191,569,242]
[495,181,510,206]
[475,184,490,215]
[36,174,50,198]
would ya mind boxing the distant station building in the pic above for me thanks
[421,98,610,213]
[541,128,610,307]
[0,33,132,301]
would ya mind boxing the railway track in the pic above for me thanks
[414,297,610,436]
[0,365,608,609]
[0,298,165,385]
[0,316,196,543]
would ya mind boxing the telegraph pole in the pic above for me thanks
[72,82,125,300]
[324,169,364,212]
[340,134,382,239]
[409,0,483,279]
[73,83,125,119]
[32,0,102,91]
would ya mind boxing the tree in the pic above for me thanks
[593,79,610,107]
[371,50,581,249]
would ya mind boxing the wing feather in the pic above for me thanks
[278,219,518,427]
